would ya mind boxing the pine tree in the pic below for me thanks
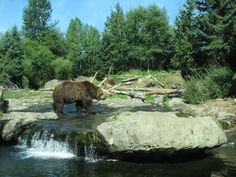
[171,0,196,76]
[80,25,102,76]
[0,26,23,87]
[23,0,52,40]
[102,3,128,73]
[66,17,83,77]
[195,0,236,69]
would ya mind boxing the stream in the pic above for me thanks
[0,104,236,177]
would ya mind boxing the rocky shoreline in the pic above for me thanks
[0,95,236,159]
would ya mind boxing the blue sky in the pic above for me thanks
[0,0,186,33]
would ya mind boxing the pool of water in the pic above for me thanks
[0,136,235,177]
[1,103,235,177]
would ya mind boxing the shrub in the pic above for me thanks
[144,94,155,104]
[183,66,233,104]
[52,57,73,80]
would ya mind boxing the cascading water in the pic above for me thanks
[17,131,76,159]
[16,129,99,162]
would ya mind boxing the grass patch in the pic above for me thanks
[4,89,50,99]
[108,93,128,100]
[144,94,155,104]
[113,69,185,88]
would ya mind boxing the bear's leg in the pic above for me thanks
[53,102,64,113]
[75,101,84,112]
[82,97,93,113]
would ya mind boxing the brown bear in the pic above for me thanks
[52,80,104,114]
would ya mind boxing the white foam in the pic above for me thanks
[17,132,76,159]
[18,149,76,159]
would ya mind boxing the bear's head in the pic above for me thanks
[96,88,112,100]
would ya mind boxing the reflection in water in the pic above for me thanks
[0,143,233,177]
[214,135,236,177]
[0,102,235,177]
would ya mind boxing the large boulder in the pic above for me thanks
[97,111,227,157]
[44,79,62,90]
[1,112,58,142]
[2,116,38,141]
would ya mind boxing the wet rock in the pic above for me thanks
[1,112,58,121]
[97,111,227,156]
[216,112,236,130]
[1,111,58,142]
[2,116,38,141]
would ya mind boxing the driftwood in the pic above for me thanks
[108,83,122,91]
[123,81,135,85]
[147,89,184,95]
[115,87,184,95]
[98,77,107,87]
[150,75,165,88]
[121,76,138,83]
[109,90,145,100]
[90,71,98,83]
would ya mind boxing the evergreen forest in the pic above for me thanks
[0,0,235,95]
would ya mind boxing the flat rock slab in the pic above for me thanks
[97,111,227,154]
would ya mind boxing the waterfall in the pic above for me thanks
[17,130,99,162]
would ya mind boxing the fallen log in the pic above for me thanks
[116,87,184,94]
[108,83,121,91]
[109,90,145,100]
[147,89,184,95]
[121,76,138,83]
[150,75,165,88]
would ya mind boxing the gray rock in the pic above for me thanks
[2,112,58,121]
[44,79,61,90]
[74,76,91,82]
[167,98,186,111]
[97,111,227,154]
[216,112,235,120]
[1,111,58,141]
[216,112,236,130]
[2,116,38,141]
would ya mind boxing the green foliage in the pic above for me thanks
[144,94,155,104]
[171,0,196,76]
[0,26,23,87]
[23,39,54,89]
[4,89,42,99]
[80,25,102,76]
[23,0,52,39]
[126,5,173,71]
[22,76,29,89]
[52,57,73,80]
[183,66,234,104]
[108,93,128,100]
[102,3,129,73]
[40,28,66,56]
[172,0,236,77]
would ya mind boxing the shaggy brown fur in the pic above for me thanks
[52,80,104,113]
